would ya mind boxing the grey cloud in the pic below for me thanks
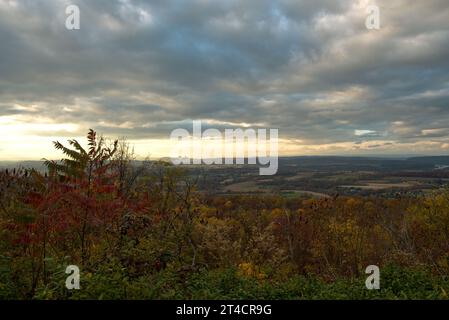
[0,0,448,153]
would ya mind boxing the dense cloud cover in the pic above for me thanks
[0,0,449,159]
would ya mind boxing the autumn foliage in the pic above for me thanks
[1,130,449,299]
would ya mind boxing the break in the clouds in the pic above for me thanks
[0,0,449,159]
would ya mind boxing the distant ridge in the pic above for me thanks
[1,155,449,172]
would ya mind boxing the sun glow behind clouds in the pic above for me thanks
[0,1,448,160]
[0,115,81,160]
[2,128,449,161]
[0,116,79,134]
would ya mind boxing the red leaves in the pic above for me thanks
[2,154,133,256]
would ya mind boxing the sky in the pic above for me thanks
[0,0,449,160]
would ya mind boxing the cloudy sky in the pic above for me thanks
[0,0,449,160]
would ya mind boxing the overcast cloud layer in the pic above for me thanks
[0,0,449,159]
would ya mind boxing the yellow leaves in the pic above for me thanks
[346,198,357,206]
[196,216,243,267]
[238,262,267,280]
[270,208,283,219]
[373,224,390,242]
[328,218,360,238]
[345,198,363,209]
[224,200,233,209]
[406,192,449,258]
[270,208,306,221]
[198,205,215,218]
[238,262,252,275]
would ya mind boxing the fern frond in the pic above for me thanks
[53,141,85,161]
[68,139,88,157]
[43,159,68,174]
